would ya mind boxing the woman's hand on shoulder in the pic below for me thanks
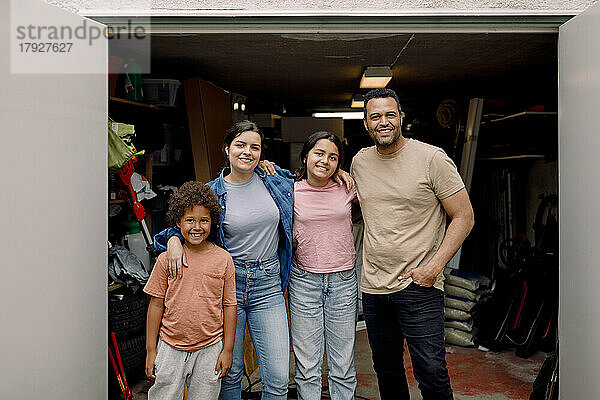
[166,236,187,278]
[259,160,296,182]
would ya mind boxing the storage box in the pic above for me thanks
[251,113,281,129]
[142,79,181,106]
[281,117,344,142]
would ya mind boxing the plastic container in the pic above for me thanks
[142,79,181,106]
[122,220,151,272]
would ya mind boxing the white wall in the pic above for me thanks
[559,1,600,398]
[44,0,598,13]
[0,1,107,399]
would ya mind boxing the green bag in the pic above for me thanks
[108,119,144,175]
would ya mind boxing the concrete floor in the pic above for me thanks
[125,328,544,400]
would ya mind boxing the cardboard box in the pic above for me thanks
[281,117,343,142]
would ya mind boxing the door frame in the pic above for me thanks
[87,12,571,34]
[91,10,580,397]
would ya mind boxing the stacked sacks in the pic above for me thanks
[443,268,491,347]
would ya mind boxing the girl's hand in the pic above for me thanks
[258,160,276,175]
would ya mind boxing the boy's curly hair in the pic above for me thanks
[166,181,221,227]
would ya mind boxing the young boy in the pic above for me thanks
[144,181,236,400]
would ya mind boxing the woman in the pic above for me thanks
[154,120,294,400]
[288,131,358,400]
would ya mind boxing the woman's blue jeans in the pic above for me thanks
[288,264,357,400]
[362,283,453,400]
[218,257,289,400]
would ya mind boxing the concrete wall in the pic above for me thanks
[43,0,598,14]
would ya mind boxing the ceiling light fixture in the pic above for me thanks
[312,112,364,120]
[351,94,364,108]
[359,66,393,88]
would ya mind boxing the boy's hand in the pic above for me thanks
[215,349,233,378]
[166,236,187,278]
[145,349,157,379]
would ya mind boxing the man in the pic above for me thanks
[350,88,474,400]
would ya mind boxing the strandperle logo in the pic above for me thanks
[10,0,152,75]
[15,19,147,46]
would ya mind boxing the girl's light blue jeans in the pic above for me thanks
[288,263,358,400]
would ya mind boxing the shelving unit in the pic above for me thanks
[108,94,192,260]
[478,154,545,161]
[476,108,558,161]
[109,96,167,111]
[487,111,557,124]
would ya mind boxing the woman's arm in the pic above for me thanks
[153,227,184,252]
[259,160,353,192]
[153,228,187,278]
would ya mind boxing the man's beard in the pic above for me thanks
[370,126,401,148]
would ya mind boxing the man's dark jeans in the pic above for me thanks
[362,283,453,400]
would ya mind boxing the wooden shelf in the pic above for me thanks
[109,199,127,204]
[109,96,168,111]
[484,111,557,124]
[108,283,125,292]
[152,163,179,167]
[478,154,545,161]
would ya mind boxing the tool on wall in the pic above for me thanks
[118,158,153,253]
[108,119,156,272]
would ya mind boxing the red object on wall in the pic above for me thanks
[109,55,124,96]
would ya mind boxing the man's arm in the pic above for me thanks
[215,304,237,378]
[400,188,474,286]
[145,296,165,379]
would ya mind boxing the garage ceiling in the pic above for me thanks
[144,32,558,113]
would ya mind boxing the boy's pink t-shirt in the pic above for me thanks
[292,179,357,273]
[144,244,236,352]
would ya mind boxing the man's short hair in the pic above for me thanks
[363,88,402,118]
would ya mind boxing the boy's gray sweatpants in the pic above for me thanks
[148,339,223,400]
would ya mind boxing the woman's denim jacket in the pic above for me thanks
[153,166,295,292]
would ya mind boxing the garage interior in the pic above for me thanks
[107,29,559,400]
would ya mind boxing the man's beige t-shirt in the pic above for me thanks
[144,244,236,351]
[350,139,464,293]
